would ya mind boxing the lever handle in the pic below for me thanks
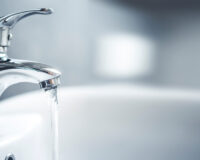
[0,8,53,61]
[0,8,53,28]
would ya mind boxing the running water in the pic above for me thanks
[44,87,59,160]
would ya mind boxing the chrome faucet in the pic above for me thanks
[0,8,61,96]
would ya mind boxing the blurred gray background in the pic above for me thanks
[1,0,200,99]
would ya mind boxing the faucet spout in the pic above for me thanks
[0,59,61,96]
[0,8,61,97]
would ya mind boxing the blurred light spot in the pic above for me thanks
[94,33,155,78]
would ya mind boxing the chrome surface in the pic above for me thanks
[5,153,15,160]
[0,8,61,96]
[0,8,53,61]
[0,59,61,95]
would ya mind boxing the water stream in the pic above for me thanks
[44,87,59,160]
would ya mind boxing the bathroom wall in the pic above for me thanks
[1,0,200,98]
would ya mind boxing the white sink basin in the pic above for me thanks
[1,84,200,160]
[0,91,53,160]
[58,85,200,160]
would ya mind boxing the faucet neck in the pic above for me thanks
[0,52,8,62]
[0,47,8,61]
[0,27,10,61]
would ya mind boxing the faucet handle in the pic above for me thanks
[0,8,53,28]
[0,8,53,62]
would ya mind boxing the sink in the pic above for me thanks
[58,85,200,160]
[1,84,200,160]
[0,91,53,160]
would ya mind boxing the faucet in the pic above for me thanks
[0,8,61,96]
